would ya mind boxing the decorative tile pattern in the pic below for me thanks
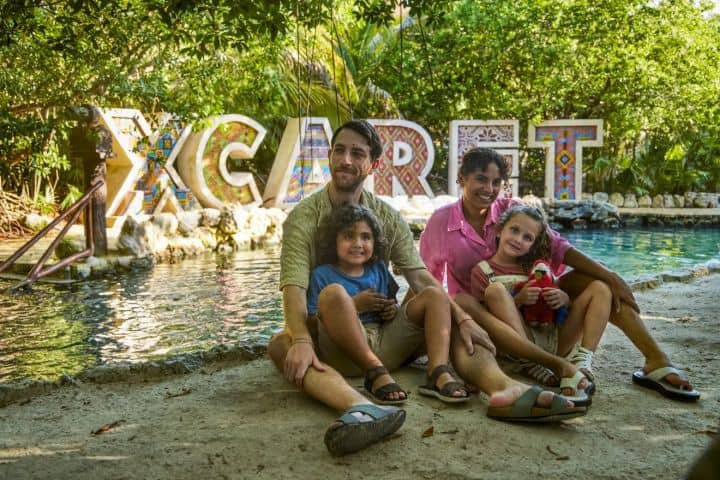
[263,118,333,208]
[368,120,434,197]
[448,120,520,197]
[528,120,603,200]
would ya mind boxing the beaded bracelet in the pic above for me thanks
[457,317,473,326]
[291,338,314,346]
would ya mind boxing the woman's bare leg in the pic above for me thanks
[559,271,693,390]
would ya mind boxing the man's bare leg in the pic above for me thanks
[268,332,369,410]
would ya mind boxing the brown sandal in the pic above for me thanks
[363,366,408,405]
[418,365,470,403]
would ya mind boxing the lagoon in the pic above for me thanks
[1,227,718,383]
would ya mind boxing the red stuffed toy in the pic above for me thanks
[513,259,557,327]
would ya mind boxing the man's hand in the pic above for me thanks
[283,341,326,389]
[514,285,541,306]
[353,288,396,313]
[541,288,569,309]
[458,317,496,357]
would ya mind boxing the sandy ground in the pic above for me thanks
[1,275,719,480]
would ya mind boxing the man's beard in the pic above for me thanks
[332,169,367,193]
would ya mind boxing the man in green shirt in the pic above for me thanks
[268,120,584,457]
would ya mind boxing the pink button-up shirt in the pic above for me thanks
[419,197,572,295]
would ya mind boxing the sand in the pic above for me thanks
[1,274,718,480]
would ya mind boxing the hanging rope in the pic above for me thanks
[416,11,438,95]
[331,15,353,119]
[295,0,305,195]
[329,5,342,124]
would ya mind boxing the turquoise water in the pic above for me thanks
[1,228,718,383]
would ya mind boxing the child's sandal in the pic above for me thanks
[363,366,408,405]
[418,364,470,404]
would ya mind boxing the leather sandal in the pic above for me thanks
[363,366,408,405]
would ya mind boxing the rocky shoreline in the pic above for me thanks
[3,258,718,409]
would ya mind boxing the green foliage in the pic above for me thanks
[1,0,719,201]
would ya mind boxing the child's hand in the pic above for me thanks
[354,289,395,313]
[514,285,541,306]
[542,288,569,309]
[378,302,399,322]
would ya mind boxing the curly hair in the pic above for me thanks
[459,147,510,182]
[496,204,551,273]
[315,204,387,266]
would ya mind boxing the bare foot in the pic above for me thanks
[370,373,407,401]
[436,371,468,398]
[556,361,589,396]
[643,363,694,391]
[488,384,574,409]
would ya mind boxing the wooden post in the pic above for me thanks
[69,106,109,256]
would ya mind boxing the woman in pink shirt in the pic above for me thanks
[420,147,700,402]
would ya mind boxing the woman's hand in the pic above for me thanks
[353,288,396,313]
[514,285,541,306]
[458,317,496,356]
[542,288,569,309]
[607,271,639,313]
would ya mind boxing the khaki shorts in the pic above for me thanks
[316,304,425,377]
[529,324,559,354]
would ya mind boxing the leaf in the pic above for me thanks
[422,426,434,438]
[165,387,192,399]
[92,420,123,435]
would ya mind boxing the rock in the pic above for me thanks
[521,194,544,210]
[623,194,638,208]
[195,227,218,250]
[247,208,271,238]
[592,192,609,203]
[167,236,204,257]
[672,195,685,208]
[638,195,652,207]
[200,208,221,227]
[685,192,697,206]
[152,212,178,236]
[709,193,719,208]
[581,192,593,201]
[54,236,86,260]
[117,217,151,257]
[23,213,50,231]
[609,193,624,207]
[232,231,252,250]
[663,194,674,208]
[176,211,201,235]
[85,256,111,273]
[432,195,457,209]
[115,256,135,270]
[408,195,434,216]
[571,218,588,229]
[693,193,708,208]
[651,195,664,208]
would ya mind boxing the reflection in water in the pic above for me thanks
[0,229,718,383]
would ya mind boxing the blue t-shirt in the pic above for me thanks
[307,262,399,324]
